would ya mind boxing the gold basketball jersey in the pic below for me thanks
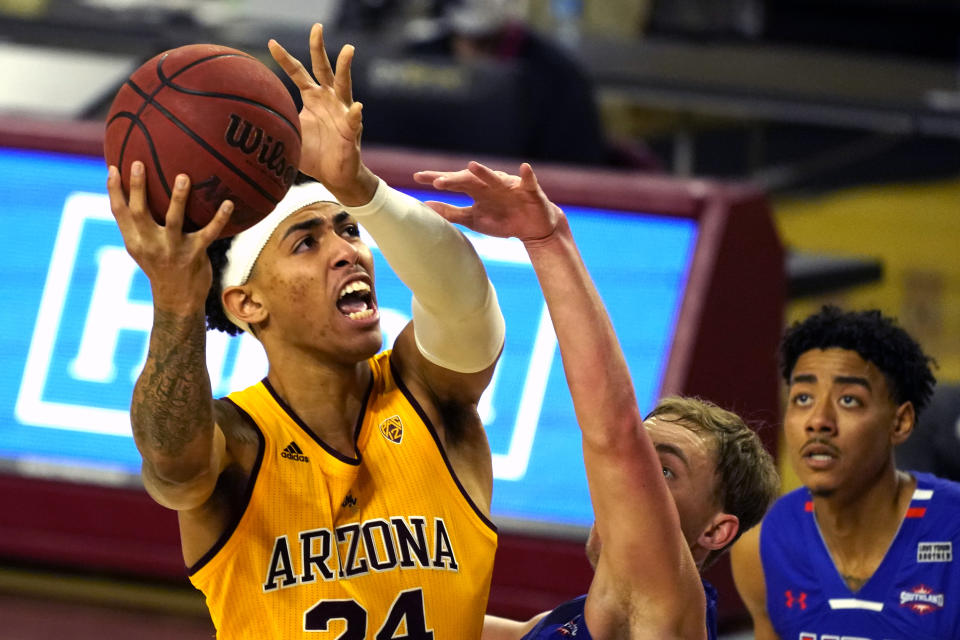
[188,351,498,638]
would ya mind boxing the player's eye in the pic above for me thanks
[792,392,812,406]
[662,467,675,480]
[839,395,861,408]
[293,235,317,253]
[342,223,360,238]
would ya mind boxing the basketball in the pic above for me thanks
[104,44,301,238]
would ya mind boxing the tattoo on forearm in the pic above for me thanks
[131,309,211,456]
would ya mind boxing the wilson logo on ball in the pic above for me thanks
[103,43,303,239]
[225,114,298,186]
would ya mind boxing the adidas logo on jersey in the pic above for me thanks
[281,441,309,463]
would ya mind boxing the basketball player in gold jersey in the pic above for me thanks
[106,25,504,638]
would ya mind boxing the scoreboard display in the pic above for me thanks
[0,119,785,623]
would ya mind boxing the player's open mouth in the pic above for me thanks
[800,442,839,469]
[801,443,838,459]
[336,280,376,320]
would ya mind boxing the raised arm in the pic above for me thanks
[269,26,505,404]
[416,162,704,637]
[107,162,234,511]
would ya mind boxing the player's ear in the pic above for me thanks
[697,512,739,552]
[891,401,915,446]
[223,285,267,327]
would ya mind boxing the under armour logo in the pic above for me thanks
[785,590,807,610]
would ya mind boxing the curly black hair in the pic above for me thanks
[205,236,242,335]
[779,305,936,415]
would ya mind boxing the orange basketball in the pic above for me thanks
[104,44,301,238]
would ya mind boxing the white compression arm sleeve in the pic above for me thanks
[343,178,505,373]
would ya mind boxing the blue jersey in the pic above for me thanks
[520,580,718,639]
[760,472,960,640]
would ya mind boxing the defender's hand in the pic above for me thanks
[413,162,564,244]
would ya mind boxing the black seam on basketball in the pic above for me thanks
[162,52,255,83]
[158,87,300,140]
[157,52,301,139]
[115,79,174,198]
[107,111,174,200]
[105,110,136,178]
[121,81,179,197]
[124,77,278,205]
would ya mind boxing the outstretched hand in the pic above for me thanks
[413,162,563,244]
[268,24,376,205]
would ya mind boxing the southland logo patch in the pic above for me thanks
[379,415,403,444]
[917,542,952,562]
[900,584,944,615]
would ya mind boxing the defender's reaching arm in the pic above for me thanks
[417,162,705,638]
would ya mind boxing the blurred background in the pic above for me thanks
[0,0,958,638]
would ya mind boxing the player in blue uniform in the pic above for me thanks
[731,306,959,640]
[415,162,779,639]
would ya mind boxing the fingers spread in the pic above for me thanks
[414,168,483,192]
[127,160,147,215]
[519,162,540,191]
[423,200,469,225]
[467,161,500,186]
[412,170,438,185]
[195,200,234,245]
[106,165,135,231]
[164,173,190,232]
[269,39,315,91]
[334,44,355,104]
[310,23,336,87]
[468,161,524,191]
[412,170,456,183]
[347,102,363,134]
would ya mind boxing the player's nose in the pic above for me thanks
[329,233,360,269]
[805,399,837,436]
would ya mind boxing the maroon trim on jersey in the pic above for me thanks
[261,375,374,466]
[186,398,266,576]
[389,358,498,535]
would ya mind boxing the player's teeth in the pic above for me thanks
[348,309,374,320]
[339,281,371,298]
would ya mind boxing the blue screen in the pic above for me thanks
[0,147,697,530]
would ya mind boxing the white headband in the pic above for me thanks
[221,182,339,333]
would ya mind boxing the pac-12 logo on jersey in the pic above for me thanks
[900,584,944,615]
[379,415,404,444]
